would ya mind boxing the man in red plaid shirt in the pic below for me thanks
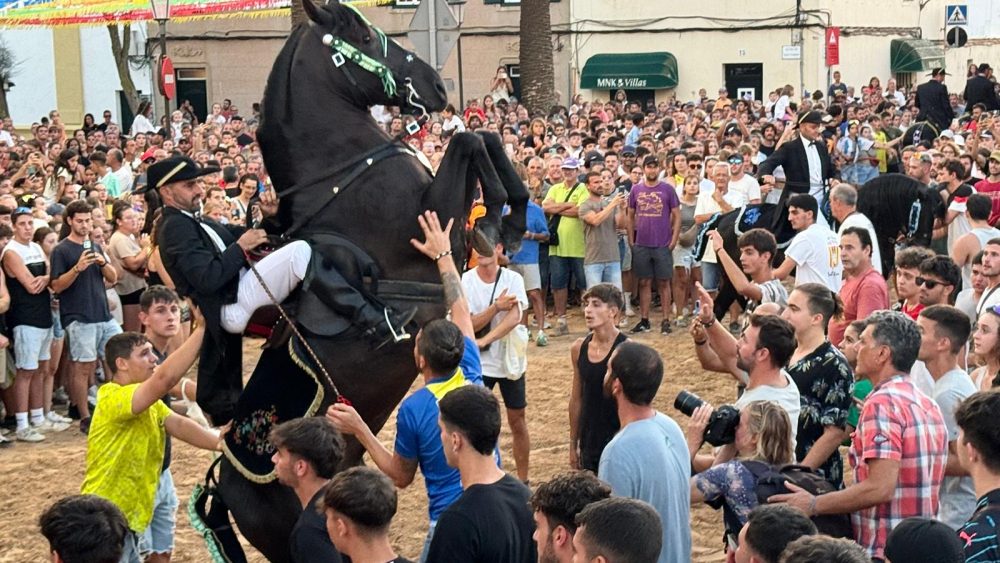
[771,310,948,561]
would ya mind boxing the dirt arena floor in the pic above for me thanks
[0,309,733,562]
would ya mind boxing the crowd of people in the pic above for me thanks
[13,58,1000,563]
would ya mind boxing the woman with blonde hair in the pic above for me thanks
[688,400,795,547]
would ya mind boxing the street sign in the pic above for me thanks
[159,57,176,100]
[781,45,801,60]
[825,27,840,66]
[946,26,969,48]
[945,4,968,26]
[407,0,459,70]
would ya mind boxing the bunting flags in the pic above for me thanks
[0,0,390,28]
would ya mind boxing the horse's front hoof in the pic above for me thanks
[471,222,500,256]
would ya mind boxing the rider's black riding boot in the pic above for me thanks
[303,258,417,348]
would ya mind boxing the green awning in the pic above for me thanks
[890,38,946,73]
[580,52,678,90]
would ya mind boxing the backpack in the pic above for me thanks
[741,461,854,539]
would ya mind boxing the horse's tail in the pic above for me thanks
[188,456,248,563]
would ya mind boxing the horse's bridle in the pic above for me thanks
[318,3,430,124]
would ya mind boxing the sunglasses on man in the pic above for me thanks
[915,277,948,290]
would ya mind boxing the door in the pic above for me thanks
[609,90,655,110]
[724,63,764,102]
[176,68,208,123]
[505,64,522,101]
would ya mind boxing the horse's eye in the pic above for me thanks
[363,35,371,43]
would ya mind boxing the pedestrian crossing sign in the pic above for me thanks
[946,5,968,26]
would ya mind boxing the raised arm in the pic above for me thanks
[131,311,206,415]
[410,211,474,338]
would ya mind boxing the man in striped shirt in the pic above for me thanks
[772,311,948,561]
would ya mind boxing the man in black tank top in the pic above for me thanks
[2,209,54,442]
[570,284,628,472]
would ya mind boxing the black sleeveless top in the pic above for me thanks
[577,331,627,470]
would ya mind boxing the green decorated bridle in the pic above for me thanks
[319,3,429,124]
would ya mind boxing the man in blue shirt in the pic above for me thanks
[598,341,691,563]
[508,200,549,345]
[327,211,483,559]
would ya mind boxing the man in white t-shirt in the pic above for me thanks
[461,242,530,482]
[830,183,882,275]
[916,305,978,530]
[775,193,843,292]
[727,154,761,205]
[694,163,745,293]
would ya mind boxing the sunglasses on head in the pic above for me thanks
[916,277,946,290]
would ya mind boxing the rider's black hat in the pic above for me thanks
[139,156,220,194]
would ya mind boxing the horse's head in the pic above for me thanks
[302,0,448,118]
[908,182,946,247]
[857,174,938,247]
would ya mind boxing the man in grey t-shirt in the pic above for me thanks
[599,342,690,563]
[916,305,978,529]
[579,171,625,291]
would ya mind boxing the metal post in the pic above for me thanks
[428,0,438,70]
[158,19,169,120]
[457,35,464,108]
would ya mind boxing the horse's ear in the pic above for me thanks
[302,0,332,27]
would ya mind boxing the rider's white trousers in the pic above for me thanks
[221,240,311,333]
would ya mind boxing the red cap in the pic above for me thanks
[141,148,157,162]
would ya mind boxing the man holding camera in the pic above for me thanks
[598,341,690,563]
[688,313,801,473]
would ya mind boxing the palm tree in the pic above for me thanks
[0,37,19,119]
[518,0,554,117]
[291,0,308,28]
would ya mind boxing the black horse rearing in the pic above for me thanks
[200,2,529,561]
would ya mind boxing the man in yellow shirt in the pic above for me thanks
[543,157,589,336]
[81,310,223,562]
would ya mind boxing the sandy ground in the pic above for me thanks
[0,309,733,562]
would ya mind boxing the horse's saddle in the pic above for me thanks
[295,233,380,338]
[266,232,443,340]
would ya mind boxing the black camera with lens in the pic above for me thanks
[674,390,741,446]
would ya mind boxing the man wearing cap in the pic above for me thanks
[149,156,414,424]
[619,146,637,177]
[628,156,681,334]
[715,87,733,110]
[727,153,761,205]
[916,68,955,133]
[543,157,588,336]
[759,110,836,231]
[965,63,1000,112]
